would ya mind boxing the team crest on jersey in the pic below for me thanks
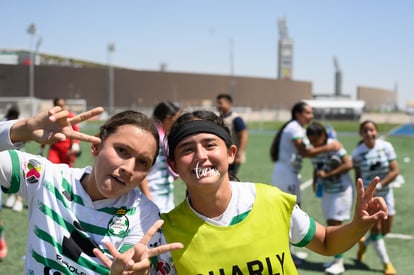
[108,207,130,236]
[24,159,42,184]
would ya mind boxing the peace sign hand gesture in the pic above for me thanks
[354,176,388,228]
[10,106,104,145]
[93,220,183,275]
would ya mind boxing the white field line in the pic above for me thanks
[300,179,313,191]
[386,233,413,240]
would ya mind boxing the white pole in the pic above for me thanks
[107,43,115,115]
[27,23,36,115]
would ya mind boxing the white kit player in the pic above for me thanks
[0,107,181,274]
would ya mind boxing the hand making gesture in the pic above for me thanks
[354,176,388,226]
[93,220,183,275]
[307,176,388,256]
[10,106,104,145]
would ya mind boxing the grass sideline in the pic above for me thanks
[1,121,413,274]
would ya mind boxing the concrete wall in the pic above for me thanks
[357,86,397,111]
[0,64,312,111]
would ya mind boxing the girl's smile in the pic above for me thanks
[194,161,220,179]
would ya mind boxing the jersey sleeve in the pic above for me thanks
[289,122,306,142]
[233,116,247,132]
[289,204,316,247]
[0,150,47,202]
[0,120,25,151]
[384,141,397,161]
[0,150,14,191]
[351,147,361,169]
[337,144,348,158]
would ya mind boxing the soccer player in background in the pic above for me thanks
[306,121,354,274]
[352,120,399,275]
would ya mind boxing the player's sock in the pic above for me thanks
[372,235,390,264]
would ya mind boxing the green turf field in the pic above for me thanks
[1,121,413,274]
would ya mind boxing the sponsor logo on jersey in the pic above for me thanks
[24,159,42,184]
[156,260,172,275]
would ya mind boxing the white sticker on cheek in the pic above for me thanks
[195,161,201,179]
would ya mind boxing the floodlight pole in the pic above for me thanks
[229,37,236,98]
[107,43,115,116]
[27,23,36,115]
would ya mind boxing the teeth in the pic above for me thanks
[194,161,220,179]
[114,176,126,185]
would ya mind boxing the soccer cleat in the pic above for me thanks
[5,195,16,208]
[291,253,303,267]
[12,199,23,212]
[323,260,335,268]
[356,237,367,262]
[383,263,397,275]
[325,260,345,275]
[0,237,8,260]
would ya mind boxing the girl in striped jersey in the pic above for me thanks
[0,106,181,275]
[352,120,399,275]
[139,101,181,213]
[306,121,353,275]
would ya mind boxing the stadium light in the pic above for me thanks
[229,37,236,98]
[27,23,36,115]
[27,23,36,97]
[107,43,115,115]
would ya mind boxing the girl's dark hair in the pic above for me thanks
[53,97,64,106]
[357,120,378,145]
[216,93,233,103]
[306,121,328,144]
[5,105,20,120]
[98,110,160,165]
[359,120,378,133]
[270,101,309,162]
[152,101,180,122]
[167,110,231,160]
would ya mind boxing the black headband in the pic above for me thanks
[168,120,232,158]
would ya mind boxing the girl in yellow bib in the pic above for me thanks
[96,110,389,275]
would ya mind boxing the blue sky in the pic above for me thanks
[1,1,413,108]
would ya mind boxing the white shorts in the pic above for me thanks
[377,188,396,216]
[272,162,301,204]
[322,185,353,221]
